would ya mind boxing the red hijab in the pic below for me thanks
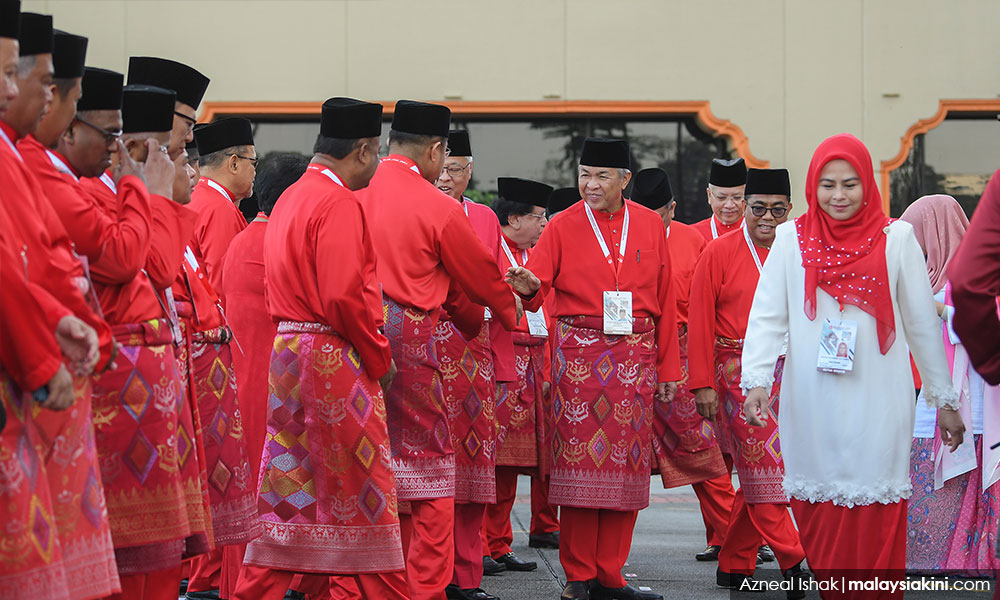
[796,133,895,354]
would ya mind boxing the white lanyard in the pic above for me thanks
[665,225,671,240]
[711,216,744,239]
[0,127,23,161]
[316,167,344,187]
[204,178,233,202]
[742,223,764,274]
[46,150,78,181]
[100,172,116,194]
[463,199,469,217]
[499,235,527,269]
[584,201,629,286]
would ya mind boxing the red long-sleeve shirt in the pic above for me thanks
[951,169,1000,384]
[357,155,519,331]
[521,198,681,382]
[666,220,707,325]
[18,135,152,280]
[189,177,248,301]
[692,214,743,242]
[0,122,113,369]
[686,228,768,390]
[264,165,391,381]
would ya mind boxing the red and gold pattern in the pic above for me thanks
[33,375,120,598]
[90,320,192,558]
[651,326,727,488]
[187,326,260,545]
[244,322,405,573]
[496,333,547,473]
[549,317,656,511]
[0,371,71,600]
[381,296,454,501]
[433,319,497,504]
[714,343,787,504]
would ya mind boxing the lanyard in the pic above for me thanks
[665,225,671,240]
[204,178,233,202]
[308,164,345,187]
[499,235,527,269]
[742,223,764,274]
[711,216,744,239]
[0,127,22,161]
[100,172,116,194]
[46,150,78,181]
[584,201,629,289]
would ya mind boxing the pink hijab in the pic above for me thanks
[899,194,969,293]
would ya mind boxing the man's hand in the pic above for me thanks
[742,387,769,427]
[505,266,541,297]
[40,365,75,411]
[542,381,551,398]
[54,315,99,376]
[378,359,398,397]
[143,138,176,198]
[113,139,144,185]
[514,295,524,326]
[938,407,966,452]
[694,387,718,420]
[655,381,677,403]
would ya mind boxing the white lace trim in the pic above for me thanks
[921,383,960,410]
[783,476,912,507]
[739,370,774,394]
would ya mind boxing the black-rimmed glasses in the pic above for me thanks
[74,116,122,145]
[748,205,789,218]
[228,154,259,168]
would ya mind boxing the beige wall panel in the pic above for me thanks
[24,1,127,70]
[345,0,565,101]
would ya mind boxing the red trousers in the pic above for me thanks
[105,565,182,600]
[482,467,518,558]
[691,471,736,546]
[559,506,637,588]
[530,475,559,535]
[188,549,222,593]
[453,503,486,588]
[400,497,455,600]
[232,565,409,600]
[790,499,907,599]
[719,489,805,575]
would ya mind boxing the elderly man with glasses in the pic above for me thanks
[693,158,747,242]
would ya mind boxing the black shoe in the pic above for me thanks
[185,591,221,600]
[284,590,306,600]
[495,551,537,571]
[695,545,720,561]
[561,581,590,600]
[757,553,764,565]
[179,579,189,595]
[446,584,501,600]
[482,555,507,576]
[590,583,663,600]
[783,562,813,600]
[757,544,776,563]
[529,531,560,549]
[716,569,763,591]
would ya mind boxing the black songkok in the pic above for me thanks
[320,97,382,139]
[127,56,210,109]
[580,138,630,169]
[121,84,175,134]
[744,168,791,197]
[52,30,87,79]
[1,0,20,39]
[17,12,52,56]
[547,187,580,216]
[709,157,747,187]
[77,67,123,111]
[194,117,255,155]
[391,100,451,137]
[498,177,553,209]
[447,129,472,157]
[631,168,674,210]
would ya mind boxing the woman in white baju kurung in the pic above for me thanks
[739,134,963,598]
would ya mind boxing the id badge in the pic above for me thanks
[526,307,548,337]
[603,291,633,335]
[817,318,858,374]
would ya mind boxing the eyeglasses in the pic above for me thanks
[523,212,547,222]
[228,154,259,168]
[74,115,122,145]
[710,191,744,203]
[174,111,196,134]
[748,205,789,218]
[440,163,470,178]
